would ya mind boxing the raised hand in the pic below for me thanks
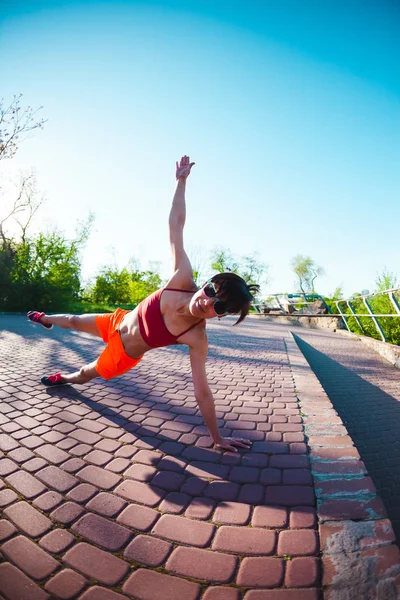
[176,155,195,180]
[214,436,253,453]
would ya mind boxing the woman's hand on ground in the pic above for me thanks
[176,155,195,180]
[214,436,252,453]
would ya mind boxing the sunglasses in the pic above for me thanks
[202,280,229,316]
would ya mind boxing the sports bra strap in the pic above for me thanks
[163,288,197,293]
[176,320,203,339]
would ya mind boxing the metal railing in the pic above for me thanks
[335,288,400,343]
[253,288,400,345]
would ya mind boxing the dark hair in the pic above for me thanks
[209,272,260,325]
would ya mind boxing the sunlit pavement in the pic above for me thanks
[0,315,399,599]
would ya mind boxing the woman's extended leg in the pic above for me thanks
[41,361,100,386]
[35,313,103,338]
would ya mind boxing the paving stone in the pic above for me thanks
[105,457,131,472]
[237,557,285,587]
[85,449,113,466]
[36,466,78,492]
[0,488,18,507]
[0,519,17,542]
[0,562,50,600]
[289,506,317,529]
[238,484,265,504]
[252,506,288,528]
[117,503,160,531]
[79,586,129,599]
[204,481,240,501]
[44,568,87,599]
[265,485,315,507]
[278,530,319,556]
[269,455,310,469]
[230,466,260,483]
[151,470,186,490]
[39,529,76,554]
[115,480,165,506]
[67,483,97,503]
[213,501,251,525]
[202,587,241,600]
[260,468,282,485]
[72,512,132,550]
[166,546,237,583]
[5,470,47,498]
[50,501,86,526]
[35,444,70,464]
[318,497,386,521]
[4,501,52,537]
[157,455,187,472]
[1,535,60,580]
[159,491,191,513]
[62,457,86,473]
[0,434,20,451]
[185,461,229,480]
[319,519,396,554]
[185,497,215,520]
[134,449,162,465]
[212,526,276,555]
[76,465,121,490]
[124,534,172,566]
[285,557,319,587]
[70,428,101,444]
[86,491,127,517]
[243,591,320,600]
[63,542,129,585]
[23,457,48,472]
[153,514,215,547]
[7,447,34,463]
[180,476,208,496]
[124,463,158,481]
[33,491,63,512]
[122,568,201,600]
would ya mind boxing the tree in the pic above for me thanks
[210,247,239,274]
[241,252,268,287]
[330,286,344,301]
[376,268,399,292]
[0,94,46,161]
[291,255,324,295]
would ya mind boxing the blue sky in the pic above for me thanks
[1,0,399,297]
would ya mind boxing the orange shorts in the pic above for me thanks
[95,308,142,380]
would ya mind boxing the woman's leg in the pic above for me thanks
[60,361,100,384]
[41,313,103,338]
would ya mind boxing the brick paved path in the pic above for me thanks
[292,328,400,542]
[0,315,399,599]
[0,315,320,600]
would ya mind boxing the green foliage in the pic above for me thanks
[376,268,398,292]
[332,291,400,345]
[89,263,163,307]
[210,247,268,289]
[211,247,239,274]
[0,231,83,311]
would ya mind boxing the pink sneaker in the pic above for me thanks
[27,311,53,330]
[41,373,67,386]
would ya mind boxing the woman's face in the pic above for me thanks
[189,286,227,320]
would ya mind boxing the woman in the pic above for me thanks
[28,156,259,452]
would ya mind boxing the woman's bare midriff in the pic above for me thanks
[119,307,152,358]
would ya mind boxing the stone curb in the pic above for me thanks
[285,332,400,600]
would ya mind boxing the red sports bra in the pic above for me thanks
[137,288,202,349]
